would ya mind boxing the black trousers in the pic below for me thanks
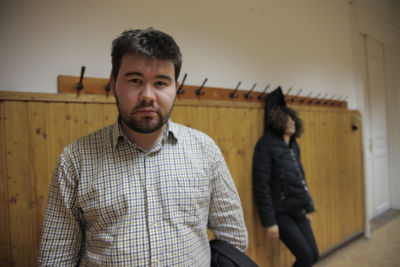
[276,212,319,267]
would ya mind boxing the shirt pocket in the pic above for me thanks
[164,175,211,225]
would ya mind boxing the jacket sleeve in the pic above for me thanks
[252,137,276,227]
[294,143,315,213]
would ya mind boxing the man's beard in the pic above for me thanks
[115,95,173,134]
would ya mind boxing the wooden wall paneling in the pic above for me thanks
[342,111,364,236]
[306,109,322,252]
[0,93,365,267]
[318,109,332,252]
[247,107,265,266]
[27,102,51,263]
[67,103,88,142]
[210,106,223,148]
[48,103,70,169]
[0,102,11,266]
[296,108,320,244]
[4,101,35,266]
[330,112,344,248]
[86,103,106,134]
[170,106,186,126]
[323,110,335,251]
[330,110,342,249]
[337,112,350,238]
[103,103,118,126]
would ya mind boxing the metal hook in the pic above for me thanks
[285,87,293,96]
[258,84,270,100]
[105,82,111,97]
[339,95,348,106]
[291,89,303,102]
[76,66,86,96]
[177,73,187,95]
[230,81,241,99]
[324,94,336,105]
[195,78,208,96]
[301,92,313,103]
[332,95,343,106]
[316,93,328,104]
[244,83,257,99]
[308,93,321,104]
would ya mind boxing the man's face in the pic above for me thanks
[111,53,177,134]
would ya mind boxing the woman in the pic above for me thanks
[253,104,319,267]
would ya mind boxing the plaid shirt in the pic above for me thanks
[38,120,248,266]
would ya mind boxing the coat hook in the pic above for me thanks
[76,66,86,96]
[333,95,343,106]
[177,73,187,95]
[316,93,328,104]
[309,93,321,104]
[244,83,257,99]
[195,78,208,96]
[258,84,270,100]
[291,89,303,102]
[230,81,241,99]
[339,95,348,106]
[285,87,293,96]
[324,94,336,105]
[105,81,111,97]
[301,92,313,103]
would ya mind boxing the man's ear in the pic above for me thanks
[175,81,180,92]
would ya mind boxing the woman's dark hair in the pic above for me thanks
[111,28,182,82]
[266,106,304,138]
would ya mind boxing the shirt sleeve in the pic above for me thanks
[38,148,83,266]
[207,144,248,252]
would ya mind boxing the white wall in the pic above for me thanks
[0,0,357,108]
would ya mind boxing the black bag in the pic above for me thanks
[210,240,258,267]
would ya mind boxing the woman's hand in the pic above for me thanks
[306,214,313,224]
[267,224,279,239]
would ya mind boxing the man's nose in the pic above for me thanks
[140,84,156,102]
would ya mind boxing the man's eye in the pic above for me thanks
[155,81,168,87]
[129,79,142,84]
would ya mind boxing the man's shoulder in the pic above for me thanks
[64,123,115,153]
[170,121,215,144]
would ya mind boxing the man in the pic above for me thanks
[38,28,248,266]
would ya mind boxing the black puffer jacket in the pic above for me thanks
[252,131,315,227]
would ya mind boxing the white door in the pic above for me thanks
[365,36,390,217]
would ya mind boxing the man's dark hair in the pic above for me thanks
[111,28,182,82]
[266,106,304,138]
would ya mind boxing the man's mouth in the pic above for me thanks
[134,108,157,116]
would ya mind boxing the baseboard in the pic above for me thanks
[319,231,364,260]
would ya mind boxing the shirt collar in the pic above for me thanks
[112,119,179,149]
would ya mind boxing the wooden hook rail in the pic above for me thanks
[57,75,348,109]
